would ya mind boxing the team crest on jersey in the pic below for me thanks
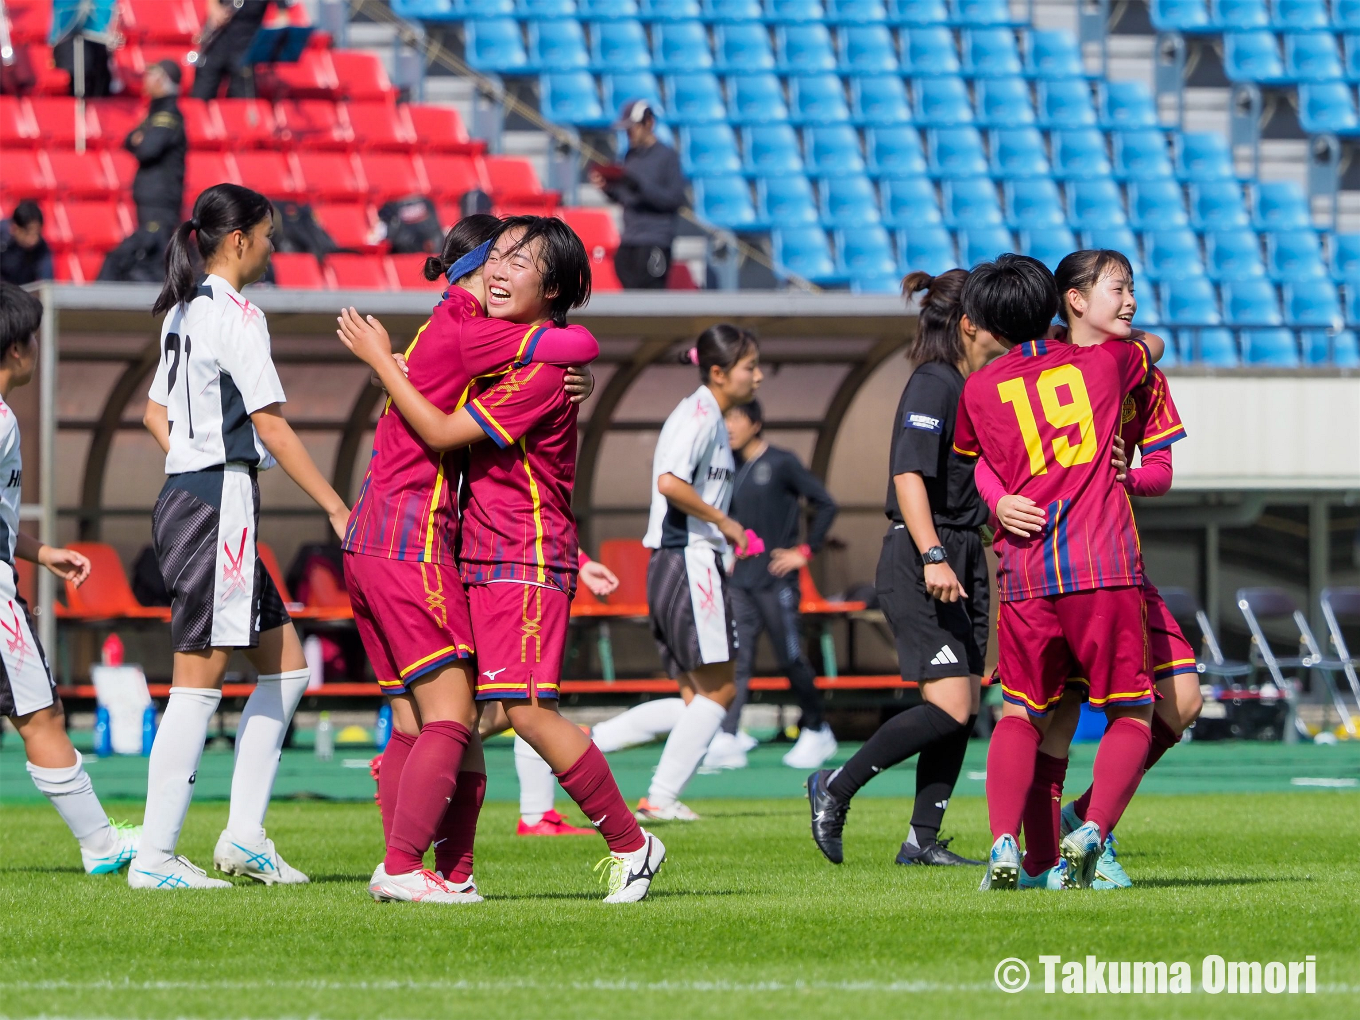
[1121,395,1137,425]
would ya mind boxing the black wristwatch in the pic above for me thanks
[921,545,947,565]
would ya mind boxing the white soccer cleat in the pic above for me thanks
[733,730,759,753]
[128,854,232,890]
[369,862,472,904]
[82,819,141,875]
[634,797,700,822]
[702,731,748,770]
[213,830,309,885]
[597,829,666,903]
[434,871,485,903]
[781,723,838,770]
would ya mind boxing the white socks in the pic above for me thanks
[26,751,116,854]
[515,734,556,824]
[137,686,221,866]
[227,669,309,844]
[647,695,727,807]
[591,697,687,753]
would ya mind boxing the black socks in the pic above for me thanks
[827,703,967,802]
[908,713,977,847]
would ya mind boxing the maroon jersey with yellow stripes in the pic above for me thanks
[460,362,580,595]
[1122,365,1185,456]
[953,336,1152,601]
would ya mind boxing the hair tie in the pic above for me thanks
[687,347,699,365]
[187,218,200,231]
[445,239,493,284]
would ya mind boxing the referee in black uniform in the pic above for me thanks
[808,268,1005,867]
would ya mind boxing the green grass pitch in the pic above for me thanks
[2,788,1356,1019]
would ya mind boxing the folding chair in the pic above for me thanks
[1159,587,1249,681]
[1319,587,1360,730]
[1236,586,1342,740]
[797,566,866,678]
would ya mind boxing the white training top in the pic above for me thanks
[147,275,287,475]
[0,395,22,573]
[643,384,736,553]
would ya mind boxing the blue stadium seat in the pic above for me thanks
[1144,229,1205,280]
[866,126,928,175]
[602,71,662,114]
[743,124,805,174]
[518,0,578,15]
[1343,35,1360,81]
[1082,224,1140,261]
[638,0,702,17]
[1067,179,1127,229]
[579,0,640,14]
[664,73,726,123]
[1128,179,1188,229]
[1024,30,1084,78]
[825,0,889,23]
[897,223,957,273]
[888,0,948,26]
[1297,83,1360,134]
[1111,129,1173,180]
[929,126,988,176]
[1177,328,1237,364]
[1020,226,1077,271]
[1175,133,1236,182]
[680,123,743,175]
[1099,80,1158,129]
[989,127,1050,177]
[974,77,1035,127]
[1003,177,1065,229]
[1189,182,1249,229]
[820,174,883,226]
[789,74,852,124]
[1284,31,1343,80]
[765,0,827,22]
[961,28,1022,77]
[1270,0,1328,29]
[464,19,530,73]
[528,20,590,70]
[776,25,837,72]
[693,175,760,228]
[1051,129,1112,179]
[773,225,842,283]
[1338,0,1360,29]
[956,225,1015,266]
[728,74,790,124]
[1331,233,1360,279]
[714,24,776,72]
[1162,277,1222,323]
[1149,1,1210,31]
[1223,31,1286,83]
[913,77,974,125]
[702,0,762,19]
[590,21,651,71]
[757,174,819,223]
[1282,279,1342,326]
[653,22,713,71]
[1212,0,1269,28]
[1221,278,1283,324]
[835,225,898,280]
[851,75,913,125]
[1204,228,1265,279]
[881,175,941,227]
[942,176,1003,226]
[1306,328,1360,365]
[1266,229,1326,280]
[903,27,961,75]
[851,274,906,294]
[1241,328,1300,365]
[950,0,1016,26]
[805,124,866,173]
[392,0,460,18]
[838,26,898,72]
[1253,180,1312,229]
[540,71,609,124]
[1037,78,1096,129]
[1154,327,1177,362]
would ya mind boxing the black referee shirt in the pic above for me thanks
[730,445,838,589]
[885,361,987,530]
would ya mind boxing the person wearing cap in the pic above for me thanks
[589,100,687,290]
[124,61,187,235]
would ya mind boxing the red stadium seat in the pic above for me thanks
[593,258,623,291]
[235,151,305,201]
[312,203,379,250]
[28,97,101,148]
[108,150,139,191]
[179,97,226,148]
[326,253,400,290]
[52,253,82,284]
[48,150,119,199]
[60,201,134,253]
[295,151,367,200]
[214,99,280,148]
[560,207,620,261]
[268,49,339,99]
[270,252,331,289]
[120,0,201,44]
[74,250,107,283]
[4,150,55,200]
[357,153,430,203]
[34,201,73,250]
[406,104,484,154]
[484,156,559,213]
[89,99,145,149]
[24,45,71,94]
[422,153,492,201]
[4,1,51,45]
[346,101,416,151]
[330,51,396,102]
[0,96,39,148]
[185,152,244,207]
[276,99,353,150]
[389,253,444,289]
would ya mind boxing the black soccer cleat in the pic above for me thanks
[894,837,984,867]
[807,769,849,864]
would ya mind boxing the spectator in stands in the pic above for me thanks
[50,0,115,98]
[125,61,187,235]
[590,100,687,290]
[191,0,282,101]
[0,202,53,286]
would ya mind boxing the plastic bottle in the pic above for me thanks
[315,711,334,761]
[141,704,158,756]
[101,633,123,667]
[375,702,392,751]
[93,706,112,757]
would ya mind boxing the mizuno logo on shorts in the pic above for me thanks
[483,667,507,682]
[930,645,959,666]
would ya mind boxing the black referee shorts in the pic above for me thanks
[876,525,989,682]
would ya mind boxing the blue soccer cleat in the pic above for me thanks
[1018,859,1070,890]
[1059,820,1102,889]
[979,834,1020,891]
[1092,834,1132,889]
[1059,800,1082,839]
[82,819,141,875]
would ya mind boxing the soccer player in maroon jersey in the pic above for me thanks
[973,250,1195,890]
[341,216,666,903]
[950,254,1165,890]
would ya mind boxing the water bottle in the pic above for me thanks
[315,711,334,761]
[93,706,112,757]
[101,633,123,667]
[375,702,392,751]
[141,704,158,756]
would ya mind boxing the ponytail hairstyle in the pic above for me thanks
[727,397,763,434]
[153,184,274,316]
[1053,249,1133,324]
[902,268,969,366]
[423,213,502,283]
[682,323,759,382]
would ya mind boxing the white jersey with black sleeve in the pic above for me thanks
[0,397,22,573]
[147,274,286,475]
[643,385,736,553]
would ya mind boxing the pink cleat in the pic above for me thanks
[517,809,596,836]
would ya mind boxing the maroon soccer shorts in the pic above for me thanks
[1142,582,1198,684]
[998,586,1152,715]
[467,581,570,701]
[343,552,474,694]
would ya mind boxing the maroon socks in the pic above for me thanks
[555,742,645,854]
[385,720,471,875]
[377,729,417,843]
[1070,712,1177,824]
[1084,717,1152,839]
[1021,751,1068,877]
[435,770,486,883]
[985,716,1042,841]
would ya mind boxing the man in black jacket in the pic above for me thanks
[590,100,687,290]
[705,399,841,772]
[124,61,187,234]
[0,202,53,286]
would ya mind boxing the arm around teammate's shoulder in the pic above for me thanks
[250,405,351,539]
